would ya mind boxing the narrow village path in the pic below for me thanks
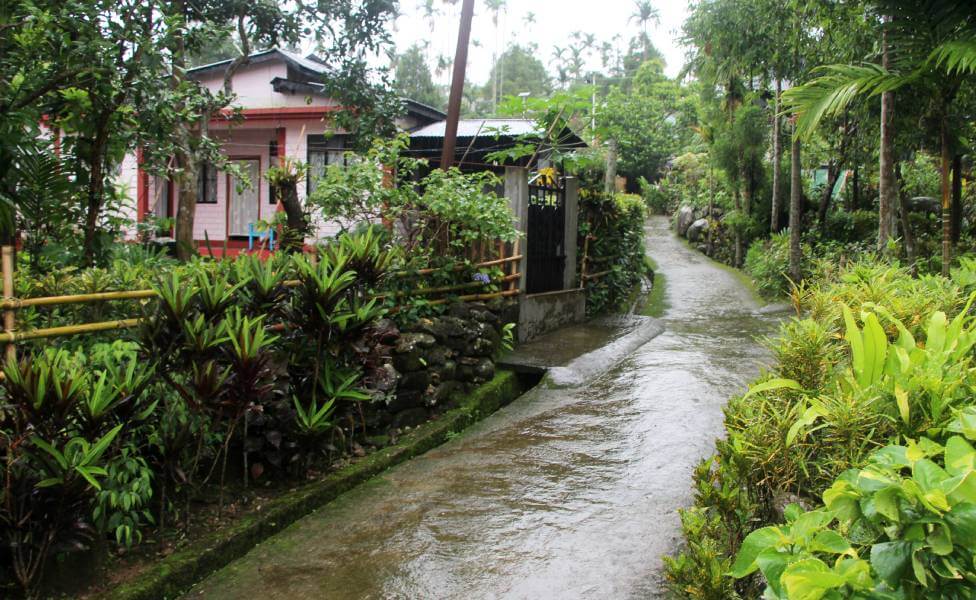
[185,215,779,599]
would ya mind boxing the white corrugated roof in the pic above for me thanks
[188,48,328,76]
[410,118,542,138]
[277,49,329,74]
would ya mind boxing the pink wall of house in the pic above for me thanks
[115,55,382,248]
[120,117,347,243]
[195,62,339,111]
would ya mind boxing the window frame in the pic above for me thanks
[306,134,345,198]
[197,161,218,204]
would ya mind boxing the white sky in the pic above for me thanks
[390,0,691,86]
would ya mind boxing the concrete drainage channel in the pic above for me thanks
[104,369,544,600]
[173,314,666,599]
[501,313,665,387]
[107,315,663,600]
[173,218,780,599]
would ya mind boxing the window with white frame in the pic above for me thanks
[306,134,345,197]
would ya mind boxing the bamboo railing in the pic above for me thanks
[577,228,614,285]
[0,245,524,352]
[581,270,612,281]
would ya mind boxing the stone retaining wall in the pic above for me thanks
[388,300,518,428]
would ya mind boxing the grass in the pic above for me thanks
[640,255,669,318]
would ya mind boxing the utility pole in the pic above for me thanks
[440,0,475,171]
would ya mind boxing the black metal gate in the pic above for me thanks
[526,181,566,294]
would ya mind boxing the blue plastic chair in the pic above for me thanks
[247,223,275,251]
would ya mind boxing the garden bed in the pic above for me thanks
[665,259,976,597]
[68,369,535,600]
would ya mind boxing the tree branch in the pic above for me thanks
[4,68,97,112]
[222,12,252,96]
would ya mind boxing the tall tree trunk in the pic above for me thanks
[604,138,618,195]
[273,179,307,252]
[770,78,783,233]
[895,164,916,274]
[742,170,753,216]
[878,18,896,251]
[817,161,840,234]
[740,174,753,266]
[173,9,251,261]
[82,112,112,266]
[174,153,199,260]
[789,136,802,283]
[940,118,952,276]
[851,165,860,211]
[171,0,196,261]
[951,154,962,244]
[707,163,715,255]
[733,186,743,268]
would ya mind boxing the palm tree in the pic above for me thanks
[782,1,976,275]
[551,45,568,87]
[629,0,660,34]
[485,0,508,112]
[582,32,597,51]
[551,45,566,65]
[568,44,585,83]
[599,41,614,73]
[421,0,441,39]
[629,1,660,60]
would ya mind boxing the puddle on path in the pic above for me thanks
[186,216,781,599]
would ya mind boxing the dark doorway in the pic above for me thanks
[526,181,566,294]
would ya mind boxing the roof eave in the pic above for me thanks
[188,48,325,81]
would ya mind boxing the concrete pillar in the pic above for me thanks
[505,166,529,293]
[563,176,579,290]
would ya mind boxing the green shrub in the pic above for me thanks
[745,232,803,299]
[768,318,842,391]
[639,177,664,215]
[579,192,648,315]
[308,134,518,260]
[733,429,976,598]
[799,260,963,336]
[902,152,941,199]
[822,209,878,244]
[1,347,153,595]
[668,258,976,599]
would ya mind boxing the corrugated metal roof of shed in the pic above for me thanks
[188,48,329,77]
[410,119,542,139]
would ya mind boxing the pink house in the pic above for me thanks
[118,48,444,255]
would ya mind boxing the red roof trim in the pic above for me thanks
[212,106,339,123]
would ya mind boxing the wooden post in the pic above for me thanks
[511,238,520,291]
[580,231,591,288]
[3,245,15,362]
[440,0,475,170]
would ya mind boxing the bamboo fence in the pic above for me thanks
[578,232,612,285]
[577,224,614,285]
[0,242,524,356]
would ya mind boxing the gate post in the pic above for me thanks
[505,166,529,294]
[563,177,579,290]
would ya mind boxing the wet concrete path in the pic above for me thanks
[186,215,781,599]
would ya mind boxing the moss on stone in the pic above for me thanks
[103,370,524,600]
